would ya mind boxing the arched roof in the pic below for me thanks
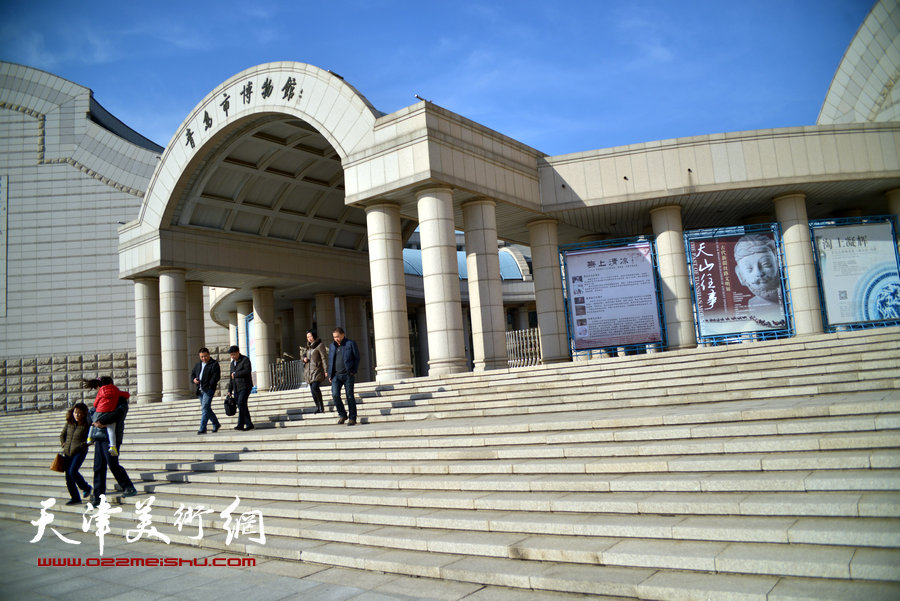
[818,0,900,125]
[132,62,381,238]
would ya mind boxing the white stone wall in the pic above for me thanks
[817,0,900,125]
[0,63,161,409]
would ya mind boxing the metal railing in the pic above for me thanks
[269,359,306,391]
[506,328,542,368]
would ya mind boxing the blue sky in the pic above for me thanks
[0,0,874,156]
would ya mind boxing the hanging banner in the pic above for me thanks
[812,221,900,326]
[687,230,788,338]
[564,243,662,350]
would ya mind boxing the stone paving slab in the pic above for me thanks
[4,517,630,601]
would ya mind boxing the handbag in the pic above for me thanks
[224,393,237,417]
[50,453,69,473]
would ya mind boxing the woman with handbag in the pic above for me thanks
[302,329,328,413]
[59,402,91,505]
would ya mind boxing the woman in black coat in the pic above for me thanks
[59,402,91,505]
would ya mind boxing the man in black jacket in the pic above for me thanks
[328,327,360,426]
[228,345,255,431]
[191,347,221,434]
[90,391,136,504]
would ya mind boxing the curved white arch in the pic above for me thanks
[133,62,379,236]
[818,0,900,125]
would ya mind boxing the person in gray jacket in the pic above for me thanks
[59,402,91,505]
[302,329,328,413]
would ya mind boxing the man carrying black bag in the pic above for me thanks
[228,345,254,430]
[224,392,236,416]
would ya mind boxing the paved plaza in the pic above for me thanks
[1,516,613,601]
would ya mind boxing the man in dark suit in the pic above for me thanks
[228,345,255,431]
[328,327,360,426]
[191,347,221,434]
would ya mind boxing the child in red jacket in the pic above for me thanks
[83,376,128,456]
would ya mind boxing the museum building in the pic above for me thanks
[1,0,899,409]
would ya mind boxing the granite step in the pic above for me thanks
[4,496,899,584]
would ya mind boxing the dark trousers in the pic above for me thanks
[92,438,133,498]
[309,381,324,411]
[331,373,356,420]
[235,387,253,429]
[65,448,90,502]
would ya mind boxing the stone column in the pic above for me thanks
[527,219,569,363]
[159,269,191,402]
[236,301,252,355]
[279,309,294,359]
[292,299,313,354]
[886,188,900,216]
[185,281,205,359]
[650,205,696,349]
[415,305,429,376]
[133,277,162,404]
[774,193,823,336]
[463,198,508,370]
[887,189,900,255]
[417,187,468,375]
[314,293,337,342]
[462,307,473,368]
[252,287,276,390]
[365,202,413,381]
[343,295,372,382]
[514,306,531,330]
[228,312,238,348]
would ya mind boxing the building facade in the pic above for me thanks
[2,1,899,409]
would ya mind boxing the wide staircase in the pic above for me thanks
[1,328,899,600]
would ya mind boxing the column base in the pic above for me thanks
[473,358,510,371]
[161,390,195,403]
[375,364,414,383]
[427,358,469,376]
[135,392,162,404]
[540,354,571,365]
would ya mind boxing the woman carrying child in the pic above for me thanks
[59,401,92,505]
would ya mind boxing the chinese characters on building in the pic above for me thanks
[186,74,304,150]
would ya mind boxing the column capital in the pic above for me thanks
[884,188,900,208]
[649,204,682,216]
[526,217,558,230]
[133,275,160,283]
[460,197,496,210]
[414,184,453,199]
[772,191,807,203]
[364,199,402,212]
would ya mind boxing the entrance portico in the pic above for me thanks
[119,62,900,404]
[119,62,572,402]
